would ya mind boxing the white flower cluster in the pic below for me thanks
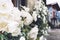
[20,0,48,40]
[28,25,38,40]
[0,0,39,37]
[0,0,22,36]
[0,0,48,40]
[20,6,39,40]
[34,0,48,15]
[34,0,48,40]
[35,0,48,24]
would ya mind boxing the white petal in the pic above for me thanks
[20,36,25,40]
[32,11,37,21]
[7,21,19,33]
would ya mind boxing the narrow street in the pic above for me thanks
[46,29,60,40]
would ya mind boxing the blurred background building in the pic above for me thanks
[12,0,35,11]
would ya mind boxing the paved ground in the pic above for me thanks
[46,29,60,40]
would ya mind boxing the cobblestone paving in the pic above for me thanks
[46,29,60,40]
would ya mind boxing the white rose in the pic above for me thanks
[7,21,18,33]
[12,28,21,36]
[0,0,22,36]
[6,20,21,36]
[21,10,33,25]
[0,0,14,12]
[28,25,38,40]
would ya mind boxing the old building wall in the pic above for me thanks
[27,0,36,12]
[12,0,37,11]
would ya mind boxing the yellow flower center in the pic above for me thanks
[0,22,7,28]
[1,3,7,9]
[0,13,11,19]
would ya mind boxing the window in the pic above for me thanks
[12,0,27,8]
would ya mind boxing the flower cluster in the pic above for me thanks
[0,0,22,36]
[0,0,49,40]
[19,0,49,40]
